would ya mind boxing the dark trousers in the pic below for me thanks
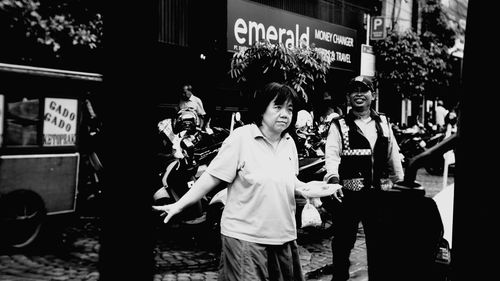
[218,235,305,281]
[328,189,444,281]
[328,189,378,281]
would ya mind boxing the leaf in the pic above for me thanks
[228,40,332,102]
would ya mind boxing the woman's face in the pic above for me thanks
[261,97,294,135]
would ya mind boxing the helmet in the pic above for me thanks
[295,110,313,131]
[173,108,200,134]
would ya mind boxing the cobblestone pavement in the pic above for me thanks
[0,169,451,281]
[151,219,368,281]
[0,218,101,281]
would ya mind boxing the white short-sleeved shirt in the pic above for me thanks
[205,124,299,245]
[178,95,206,116]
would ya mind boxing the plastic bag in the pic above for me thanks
[310,197,323,208]
[301,198,322,228]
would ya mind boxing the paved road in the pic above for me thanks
[0,169,452,281]
[0,218,100,281]
[151,216,364,281]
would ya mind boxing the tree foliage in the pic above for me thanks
[374,30,428,98]
[0,0,103,71]
[420,0,456,48]
[374,0,456,100]
[229,41,332,103]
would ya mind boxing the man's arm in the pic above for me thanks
[324,122,342,184]
[199,115,205,130]
[195,96,207,129]
[387,125,404,182]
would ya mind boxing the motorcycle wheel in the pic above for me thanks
[77,153,103,217]
[204,202,224,252]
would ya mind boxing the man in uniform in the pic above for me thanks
[323,76,404,281]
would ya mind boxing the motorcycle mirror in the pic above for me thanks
[153,187,170,201]
[205,118,214,135]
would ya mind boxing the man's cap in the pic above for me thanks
[347,76,374,93]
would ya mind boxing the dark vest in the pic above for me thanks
[331,111,391,190]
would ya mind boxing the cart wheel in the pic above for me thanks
[0,189,46,249]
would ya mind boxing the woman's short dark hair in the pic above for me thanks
[248,82,301,136]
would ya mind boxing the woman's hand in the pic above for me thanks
[330,188,344,203]
[152,173,224,224]
[152,203,183,224]
[298,181,343,198]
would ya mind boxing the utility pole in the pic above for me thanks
[364,13,380,112]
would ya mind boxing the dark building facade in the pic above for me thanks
[156,0,381,124]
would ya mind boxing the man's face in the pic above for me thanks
[347,83,374,110]
[181,86,192,100]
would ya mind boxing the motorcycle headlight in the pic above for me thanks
[419,140,427,148]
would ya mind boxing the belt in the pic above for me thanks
[342,178,364,191]
[342,178,393,191]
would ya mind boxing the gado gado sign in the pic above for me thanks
[43,98,78,146]
[227,0,357,72]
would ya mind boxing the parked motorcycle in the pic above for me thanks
[153,108,333,250]
[295,118,328,181]
[152,109,229,246]
[391,134,457,281]
[394,124,447,175]
[77,97,104,216]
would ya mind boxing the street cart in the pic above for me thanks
[0,62,102,249]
